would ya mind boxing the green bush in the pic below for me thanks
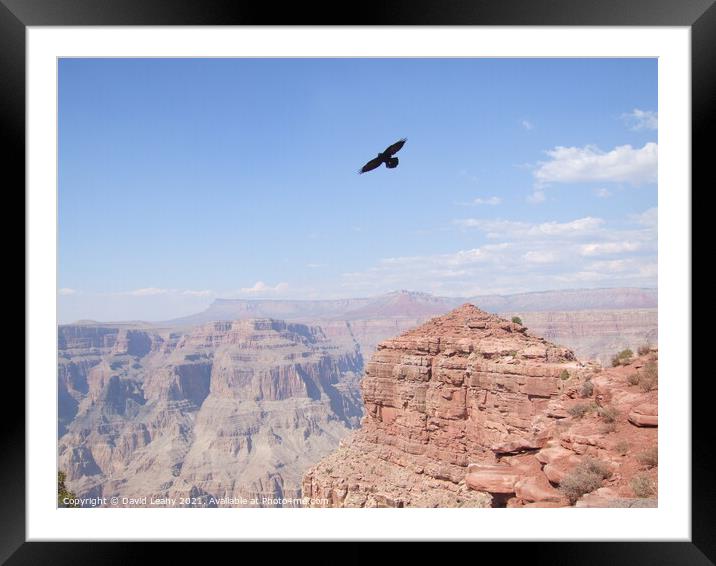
[630,475,655,498]
[559,369,570,381]
[611,348,634,367]
[627,373,641,386]
[559,458,612,504]
[511,316,523,325]
[57,471,78,508]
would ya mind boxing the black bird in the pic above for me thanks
[359,138,407,174]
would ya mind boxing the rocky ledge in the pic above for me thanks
[302,304,658,508]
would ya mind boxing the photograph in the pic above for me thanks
[56,56,659,509]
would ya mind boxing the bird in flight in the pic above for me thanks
[358,138,407,174]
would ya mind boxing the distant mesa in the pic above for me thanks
[162,287,657,327]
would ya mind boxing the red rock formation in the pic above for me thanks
[302,304,658,508]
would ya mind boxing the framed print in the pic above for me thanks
[7,0,708,561]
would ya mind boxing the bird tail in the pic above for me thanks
[386,157,399,169]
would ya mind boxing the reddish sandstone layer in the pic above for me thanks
[302,304,581,507]
[302,304,658,507]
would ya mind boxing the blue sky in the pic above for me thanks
[58,58,657,322]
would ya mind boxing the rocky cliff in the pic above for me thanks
[302,304,658,508]
[59,319,363,506]
[507,309,657,365]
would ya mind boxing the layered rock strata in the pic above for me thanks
[59,319,363,506]
[302,305,658,507]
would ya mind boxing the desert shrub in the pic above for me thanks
[598,405,618,423]
[615,440,630,455]
[636,445,658,468]
[511,316,523,325]
[600,422,617,434]
[580,380,594,398]
[568,403,592,419]
[637,344,652,356]
[639,375,657,392]
[638,361,658,392]
[627,373,641,386]
[611,348,634,367]
[583,457,613,479]
[57,471,78,508]
[559,458,612,504]
[630,475,655,498]
[560,369,570,381]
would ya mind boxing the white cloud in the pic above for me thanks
[594,188,612,198]
[533,142,657,186]
[239,281,289,294]
[119,287,214,297]
[58,288,77,296]
[456,216,604,239]
[527,190,546,204]
[523,250,558,264]
[536,217,605,236]
[521,119,534,131]
[127,287,169,296]
[621,108,658,131]
[341,211,655,297]
[630,207,658,228]
[468,196,502,206]
[580,241,642,256]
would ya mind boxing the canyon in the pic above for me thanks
[58,287,657,507]
[59,320,363,506]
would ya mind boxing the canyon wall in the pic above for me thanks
[508,309,657,365]
[59,320,363,506]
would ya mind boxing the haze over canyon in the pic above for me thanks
[58,287,657,507]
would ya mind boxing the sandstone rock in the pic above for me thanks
[514,475,568,505]
[535,446,573,465]
[628,403,658,427]
[465,464,521,494]
[303,304,579,507]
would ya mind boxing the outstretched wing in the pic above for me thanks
[359,156,383,174]
[383,138,407,156]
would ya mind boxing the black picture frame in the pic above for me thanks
[7,0,706,562]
